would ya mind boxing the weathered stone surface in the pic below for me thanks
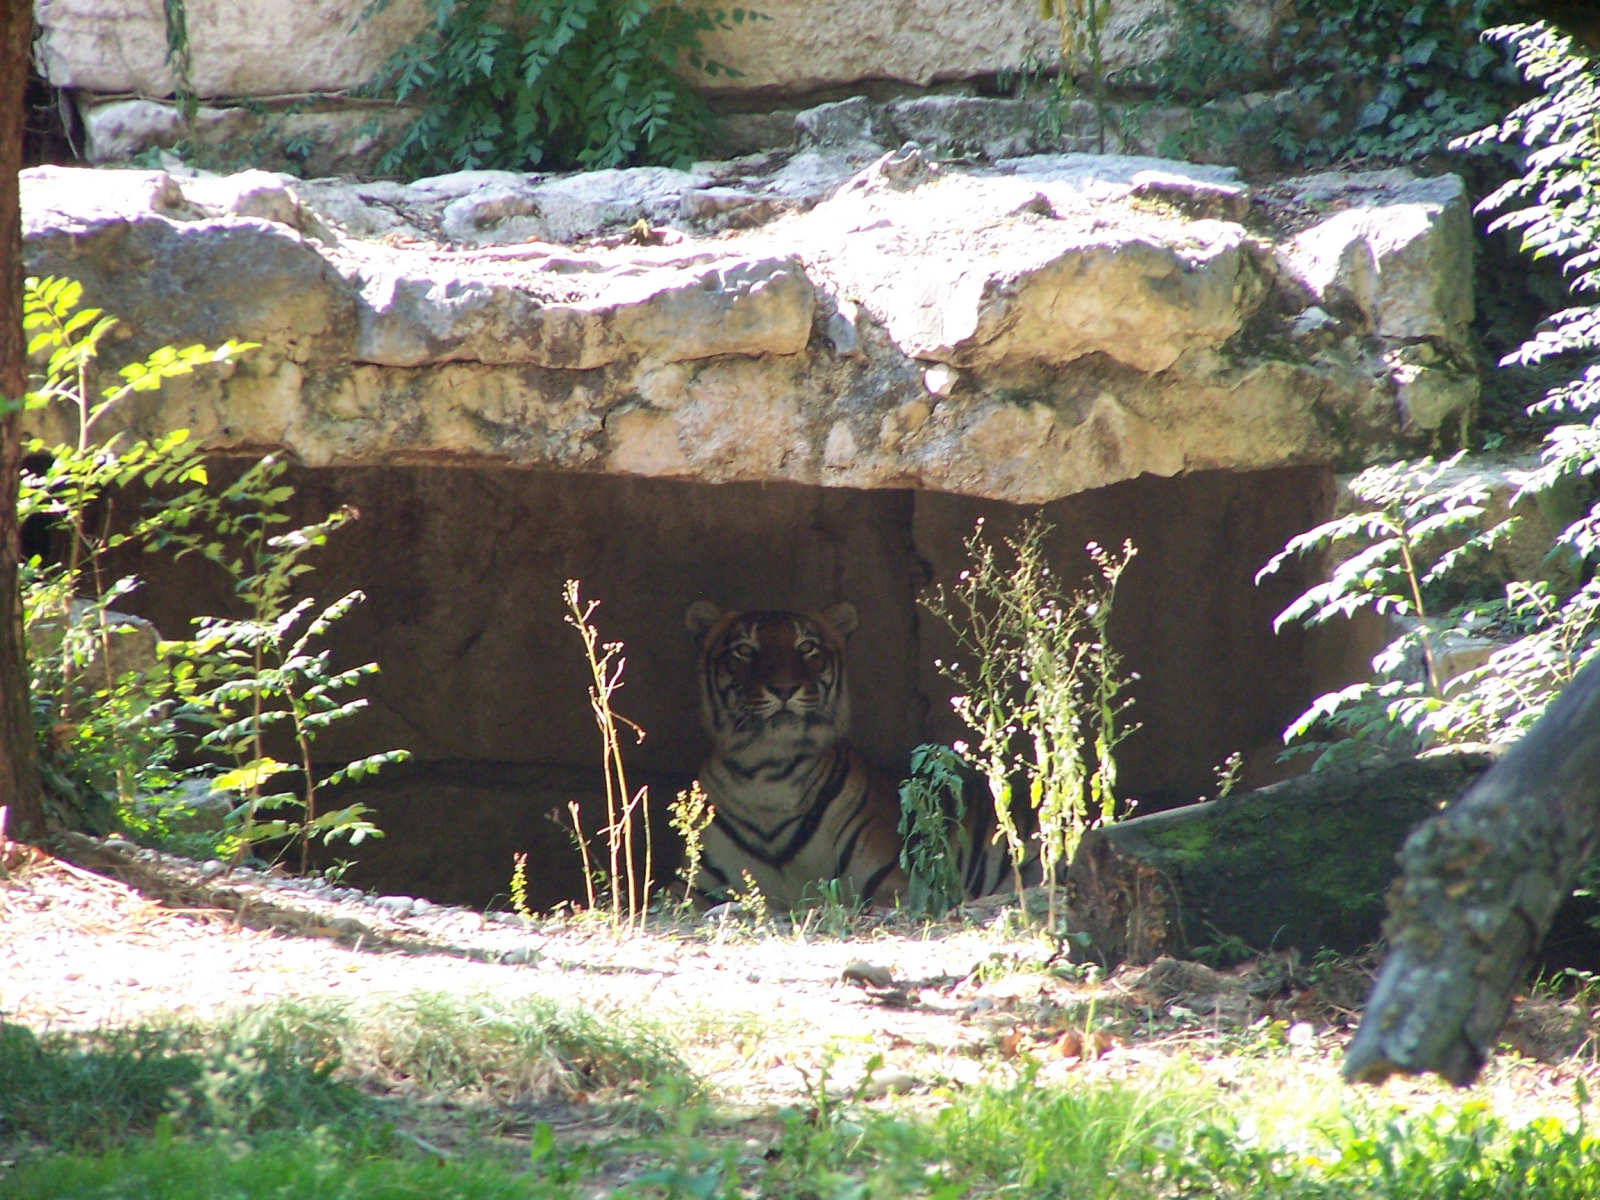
[75,87,1273,178]
[80,98,416,179]
[39,0,1280,105]
[795,97,898,153]
[1280,171,1473,344]
[353,256,815,369]
[42,0,1293,171]
[436,167,711,245]
[695,0,1281,98]
[659,0,1060,96]
[21,152,1476,503]
[806,170,1259,372]
[1130,169,1253,222]
[884,97,1049,159]
[35,0,429,96]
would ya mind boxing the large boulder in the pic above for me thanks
[33,0,431,96]
[21,151,1476,504]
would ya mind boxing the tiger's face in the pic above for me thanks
[686,601,859,756]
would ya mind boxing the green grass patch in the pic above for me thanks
[918,1066,1205,1197]
[759,1064,1600,1200]
[339,991,692,1106]
[5,993,1598,1199]
[1165,1096,1600,1199]
[0,1132,579,1200]
[0,991,693,1166]
[0,1016,361,1154]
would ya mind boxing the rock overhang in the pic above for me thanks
[20,150,1477,504]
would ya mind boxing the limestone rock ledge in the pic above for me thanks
[20,152,1476,504]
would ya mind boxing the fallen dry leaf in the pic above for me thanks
[998,1027,1023,1058]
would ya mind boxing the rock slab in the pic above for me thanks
[21,151,1477,504]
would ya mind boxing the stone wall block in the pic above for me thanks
[885,97,1053,159]
[1282,173,1473,346]
[862,231,1253,374]
[354,256,815,371]
[691,0,1058,96]
[35,0,429,96]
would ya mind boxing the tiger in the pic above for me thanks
[684,599,1027,909]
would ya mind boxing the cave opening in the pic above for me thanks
[111,460,1363,910]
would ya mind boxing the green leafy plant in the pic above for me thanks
[792,877,862,937]
[731,868,770,930]
[19,278,404,866]
[1256,454,1505,768]
[897,742,969,916]
[509,850,534,919]
[161,0,198,124]
[1264,23,1600,767]
[1041,0,1112,152]
[667,779,714,912]
[151,456,405,871]
[1210,749,1244,801]
[360,0,759,177]
[18,277,253,826]
[1132,0,1519,167]
[922,518,1136,926]
[1261,455,1596,765]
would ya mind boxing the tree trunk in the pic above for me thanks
[1064,749,1496,967]
[1345,658,1600,1086]
[0,0,45,842]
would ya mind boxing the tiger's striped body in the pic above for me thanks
[685,600,1030,908]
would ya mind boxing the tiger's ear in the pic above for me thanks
[822,601,858,638]
[685,599,723,644]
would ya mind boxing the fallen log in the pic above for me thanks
[1345,657,1600,1086]
[1064,748,1496,967]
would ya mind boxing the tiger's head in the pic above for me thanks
[685,600,859,757]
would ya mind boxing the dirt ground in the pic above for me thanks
[5,831,1599,1132]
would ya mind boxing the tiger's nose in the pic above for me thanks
[769,682,800,701]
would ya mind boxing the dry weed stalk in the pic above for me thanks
[563,579,652,932]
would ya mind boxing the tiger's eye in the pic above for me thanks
[730,643,756,662]
[797,637,822,658]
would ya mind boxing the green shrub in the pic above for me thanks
[1263,22,1600,765]
[153,455,406,870]
[19,276,253,826]
[919,1066,1206,1199]
[1169,1097,1600,1199]
[0,1140,575,1200]
[19,277,403,863]
[0,1017,362,1156]
[361,0,760,177]
[919,519,1136,922]
[1132,0,1519,166]
[897,742,970,915]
